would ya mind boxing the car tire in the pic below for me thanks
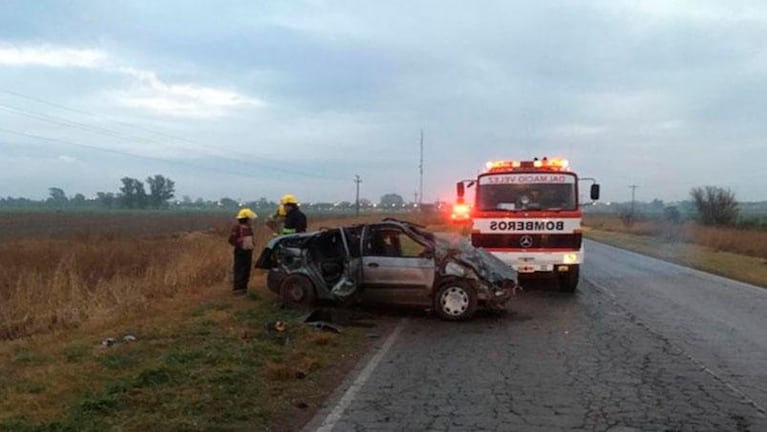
[279,274,317,307]
[434,280,477,321]
[558,265,579,293]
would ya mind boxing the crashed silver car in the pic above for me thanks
[255,219,517,320]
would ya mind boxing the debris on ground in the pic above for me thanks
[265,320,287,332]
[100,334,138,348]
[306,321,341,333]
[300,308,376,327]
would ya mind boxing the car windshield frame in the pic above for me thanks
[475,172,578,211]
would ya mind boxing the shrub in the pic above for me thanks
[690,186,739,226]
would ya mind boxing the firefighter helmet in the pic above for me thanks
[281,194,299,204]
[236,208,257,220]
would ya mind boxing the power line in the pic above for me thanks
[0,89,297,167]
[1,89,209,146]
[0,92,349,181]
[0,127,344,181]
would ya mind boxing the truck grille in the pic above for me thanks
[471,233,582,249]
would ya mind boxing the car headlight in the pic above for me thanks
[563,253,578,264]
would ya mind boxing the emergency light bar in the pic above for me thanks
[485,157,569,172]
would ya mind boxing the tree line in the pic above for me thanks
[1,174,175,210]
[1,177,416,213]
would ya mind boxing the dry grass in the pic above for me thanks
[0,211,430,341]
[584,214,767,259]
[0,211,383,431]
[308,332,339,346]
[0,233,232,339]
[0,211,392,340]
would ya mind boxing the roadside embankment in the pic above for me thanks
[584,215,767,288]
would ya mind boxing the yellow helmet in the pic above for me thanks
[236,208,257,220]
[280,194,298,205]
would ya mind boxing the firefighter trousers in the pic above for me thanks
[233,248,253,292]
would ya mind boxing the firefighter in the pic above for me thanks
[228,208,257,295]
[266,195,290,233]
[281,194,307,234]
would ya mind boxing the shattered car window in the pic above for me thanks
[364,227,427,257]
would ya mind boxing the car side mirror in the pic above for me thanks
[590,184,600,201]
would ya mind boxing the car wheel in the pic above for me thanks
[279,274,317,307]
[434,280,477,321]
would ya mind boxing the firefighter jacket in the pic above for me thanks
[282,208,307,234]
[228,223,255,250]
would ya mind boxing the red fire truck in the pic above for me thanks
[453,157,600,292]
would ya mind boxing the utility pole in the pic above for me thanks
[418,129,424,206]
[629,184,638,217]
[354,174,362,217]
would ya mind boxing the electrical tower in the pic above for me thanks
[354,174,362,217]
[419,129,424,206]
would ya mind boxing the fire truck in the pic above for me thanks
[452,157,599,292]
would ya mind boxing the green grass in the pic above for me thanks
[586,228,767,288]
[0,292,367,432]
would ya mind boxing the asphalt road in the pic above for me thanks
[306,239,767,432]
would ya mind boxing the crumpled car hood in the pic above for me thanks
[431,232,517,286]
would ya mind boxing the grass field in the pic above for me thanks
[0,212,419,431]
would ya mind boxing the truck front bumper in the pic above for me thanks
[489,248,583,273]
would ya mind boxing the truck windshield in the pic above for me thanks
[476,174,577,211]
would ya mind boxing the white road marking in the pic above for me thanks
[314,318,407,432]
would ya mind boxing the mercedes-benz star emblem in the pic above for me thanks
[520,235,534,248]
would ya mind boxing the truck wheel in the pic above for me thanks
[434,281,477,321]
[559,265,580,293]
[279,274,317,307]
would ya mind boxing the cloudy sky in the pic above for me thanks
[1,0,765,204]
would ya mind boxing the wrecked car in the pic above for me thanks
[255,219,517,320]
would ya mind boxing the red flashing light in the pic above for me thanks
[485,157,570,172]
[451,203,472,223]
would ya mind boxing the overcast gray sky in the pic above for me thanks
[1,0,765,204]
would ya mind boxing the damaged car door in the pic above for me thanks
[359,224,435,306]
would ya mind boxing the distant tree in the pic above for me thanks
[380,193,404,208]
[47,187,68,204]
[618,205,638,228]
[96,192,116,208]
[119,177,148,209]
[690,186,739,226]
[219,197,239,209]
[649,199,664,213]
[255,197,272,209]
[71,193,87,207]
[146,174,175,208]
[663,206,681,224]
